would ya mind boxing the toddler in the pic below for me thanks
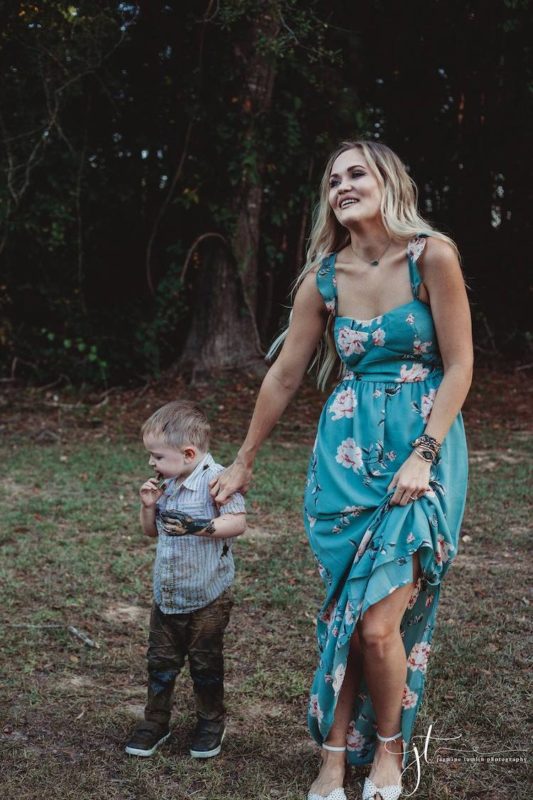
[125,400,246,759]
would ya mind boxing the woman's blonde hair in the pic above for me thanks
[268,139,458,390]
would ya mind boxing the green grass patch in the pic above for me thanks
[0,421,530,799]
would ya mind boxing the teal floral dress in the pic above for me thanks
[303,235,468,769]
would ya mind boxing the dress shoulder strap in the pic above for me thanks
[316,253,337,315]
[406,234,428,298]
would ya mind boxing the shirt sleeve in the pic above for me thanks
[219,491,246,515]
[209,463,246,515]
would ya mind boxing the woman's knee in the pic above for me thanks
[357,615,398,656]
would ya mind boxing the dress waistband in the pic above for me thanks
[338,368,444,385]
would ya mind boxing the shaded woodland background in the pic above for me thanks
[1,0,532,386]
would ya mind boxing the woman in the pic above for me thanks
[210,140,472,800]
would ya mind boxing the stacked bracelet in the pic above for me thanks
[411,433,441,464]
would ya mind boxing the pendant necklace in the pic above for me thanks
[352,238,392,267]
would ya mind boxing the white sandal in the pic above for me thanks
[307,743,348,800]
[362,731,403,800]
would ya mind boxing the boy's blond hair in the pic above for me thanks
[141,400,210,451]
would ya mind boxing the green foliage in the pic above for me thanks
[40,329,109,382]
[1,0,531,385]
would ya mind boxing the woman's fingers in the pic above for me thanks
[390,484,427,506]
[209,462,251,503]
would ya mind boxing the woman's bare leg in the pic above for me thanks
[308,629,363,796]
[358,553,421,798]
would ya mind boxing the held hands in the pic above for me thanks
[388,451,431,506]
[140,478,163,508]
[209,458,252,505]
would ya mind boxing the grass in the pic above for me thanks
[0,370,531,799]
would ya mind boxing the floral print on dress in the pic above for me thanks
[332,663,346,695]
[435,534,453,564]
[337,327,369,356]
[407,236,427,263]
[414,339,432,356]
[421,389,437,421]
[411,388,437,422]
[346,722,368,753]
[335,438,363,472]
[407,642,432,673]
[372,327,386,346]
[402,684,419,709]
[321,599,338,625]
[309,694,324,723]
[305,237,467,769]
[396,363,430,383]
[329,387,357,420]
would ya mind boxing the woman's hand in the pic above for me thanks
[209,458,253,505]
[388,452,431,506]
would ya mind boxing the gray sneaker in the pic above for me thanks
[125,722,170,757]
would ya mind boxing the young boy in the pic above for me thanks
[125,400,246,759]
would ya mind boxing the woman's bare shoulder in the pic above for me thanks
[421,236,459,267]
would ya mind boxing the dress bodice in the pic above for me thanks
[316,236,443,384]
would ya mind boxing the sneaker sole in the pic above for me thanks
[189,729,225,759]
[125,732,171,757]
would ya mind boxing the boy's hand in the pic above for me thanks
[140,478,163,508]
[160,510,214,536]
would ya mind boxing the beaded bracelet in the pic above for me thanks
[411,433,441,464]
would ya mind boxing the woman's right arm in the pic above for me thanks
[210,270,327,504]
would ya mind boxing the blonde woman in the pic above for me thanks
[210,141,472,800]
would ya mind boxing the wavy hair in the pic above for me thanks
[268,140,458,390]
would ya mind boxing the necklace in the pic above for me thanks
[351,238,392,267]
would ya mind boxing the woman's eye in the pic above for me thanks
[329,178,340,188]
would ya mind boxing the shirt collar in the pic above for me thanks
[180,452,214,491]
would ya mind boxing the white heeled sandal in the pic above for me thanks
[362,731,403,800]
[307,743,348,800]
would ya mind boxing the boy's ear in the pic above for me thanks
[182,446,197,462]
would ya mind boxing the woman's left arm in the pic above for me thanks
[389,238,473,506]
[418,237,473,442]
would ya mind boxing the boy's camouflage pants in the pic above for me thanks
[144,589,233,726]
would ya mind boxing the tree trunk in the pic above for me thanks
[232,0,281,313]
[177,240,265,383]
[178,1,280,378]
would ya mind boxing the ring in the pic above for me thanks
[410,494,418,500]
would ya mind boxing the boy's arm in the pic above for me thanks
[140,505,158,538]
[139,477,162,537]
[195,481,246,538]
[195,512,246,539]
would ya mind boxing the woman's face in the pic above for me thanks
[328,148,383,227]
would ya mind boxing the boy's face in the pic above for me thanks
[143,434,201,479]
